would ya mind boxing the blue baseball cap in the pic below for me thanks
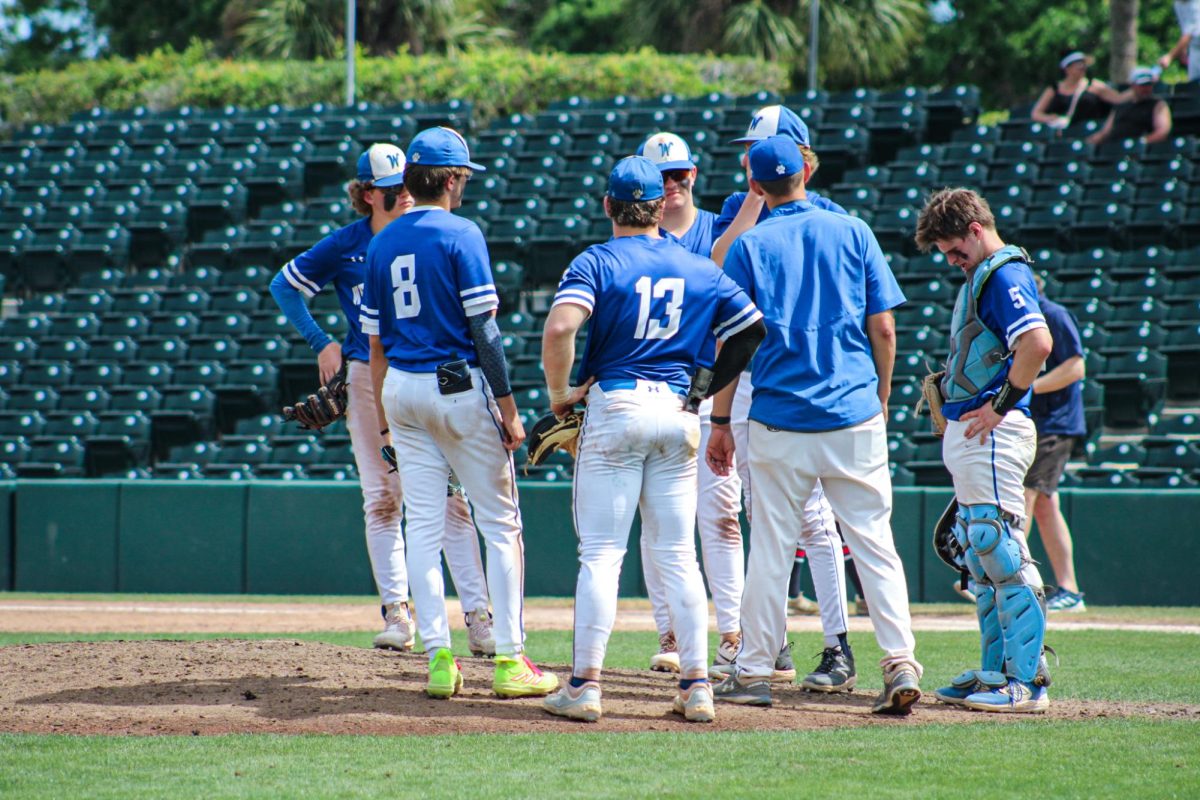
[1131,66,1161,85]
[638,132,696,172]
[731,104,810,147]
[403,127,486,179]
[356,143,406,184]
[607,156,664,202]
[748,136,804,182]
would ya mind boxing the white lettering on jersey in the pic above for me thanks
[634,276,685,340]
[390,255,421,319]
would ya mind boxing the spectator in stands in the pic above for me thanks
[1023,275,1087,612]
[1087,67,1173,146]
[1158,0,1200,81]
[1031,51,1127,130]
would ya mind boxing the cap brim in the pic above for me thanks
[372,173,406,188]
[729,134,762,144]
[655,160,696,171]
[466,160,487,172]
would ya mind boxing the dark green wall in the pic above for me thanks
[1,481,1198,605]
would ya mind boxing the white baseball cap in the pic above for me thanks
[731,105,810,146]
[638,132,696,172]
[357,143,406,186]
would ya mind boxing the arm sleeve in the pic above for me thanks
[467,312,513,399]
[981,265,1048,350]
[269,271,334,354]
[860,223,906,314]
[709,319,767,397]
[454,225,500,316]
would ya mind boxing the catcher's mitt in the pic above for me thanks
[524,411,583,473]
[282,363,348,431]
[914,369,948,437]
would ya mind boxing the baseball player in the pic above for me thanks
[709,106,861,692]
[633,132,744,675]
[708,136,922,713]
[360,127,557,700]
[914,188,1054,713]
[269,143,494,656]
[540,156,765,723]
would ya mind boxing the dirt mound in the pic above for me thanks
[2,639,1194,736]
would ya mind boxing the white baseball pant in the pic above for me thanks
[381,367,526,656]
[642,398,745,637]
[732,370,850,646]
[737,414,920,680]
[572,381,709,677]
[347,361,489,610]
[942,413,1043,587]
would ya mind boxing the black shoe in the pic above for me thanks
[800,646,857,693]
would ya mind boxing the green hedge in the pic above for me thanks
[1,43,788,130]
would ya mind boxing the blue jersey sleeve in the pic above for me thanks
[1045,303,1084,362]
[280,232,343,298]
[551,250,600,314]
[359,237,383,336]
[808,192,848,215]
[979,264,1047,349]
[712,193,745,240]
[453,225,499,316]
[860,224,906,315]
[711,271,762,342]
[721,238,755,303]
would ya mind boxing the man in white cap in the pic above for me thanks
[270,143,495,657]
[634,132,745,677]
[1088,67,1173,146]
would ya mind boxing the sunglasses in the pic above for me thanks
[662,169,692,184]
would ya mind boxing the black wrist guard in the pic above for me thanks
[991,380,1027,415]
[710,415,732,426]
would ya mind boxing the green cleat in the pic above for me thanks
[426,647,463,699]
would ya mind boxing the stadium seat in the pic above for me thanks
[56,386,110,412]
[1163,324,1200,399]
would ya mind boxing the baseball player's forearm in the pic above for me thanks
[369,335,390,433]
[711,195,765,267]
[1032,355,1084,395]
[467,311,513,399]
[709,320,766,398]
[710,378,738,419]
[269,271,333,354]
[866,311,897,406]
[1008,327,1054,390]
[542,304,587,402]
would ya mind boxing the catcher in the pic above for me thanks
[270,143,496,658]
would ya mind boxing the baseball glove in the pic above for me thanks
[915,370,948,437]
[524,411,583,473]
[282,363,348,431]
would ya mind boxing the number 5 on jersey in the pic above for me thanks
[391,254,421,318]
[634,276,684,340]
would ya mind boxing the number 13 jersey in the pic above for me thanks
[554,234,761,388]
[361,206,499,371]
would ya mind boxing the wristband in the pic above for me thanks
[380,428,389,436]
[549,386,572,405]
[710,415,732,426]
[990,380,1027,415]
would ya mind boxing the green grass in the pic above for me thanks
[4,629,1198,704]
[2,720,1197,800]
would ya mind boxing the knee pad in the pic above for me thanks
[964,504,1024,585]
[955,515,986,583]
[974,583,1003,673]
[995,583,1046,684]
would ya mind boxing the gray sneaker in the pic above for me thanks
[801,646,857,693]
[871,665,921,715]
[772,641,797,683]
[713,673,773,706]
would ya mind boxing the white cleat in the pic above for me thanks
[672,682,716,723]
[650,631,681,673]
[373,602,415,651]
[543,682,603,722]
[465,607,496,657]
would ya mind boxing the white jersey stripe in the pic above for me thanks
[716,309,763,342]
[360,315,380,335]
[282,261,320,298]
[460,284,496,298]
[713,304,759,339]
[1005,318,1048,349]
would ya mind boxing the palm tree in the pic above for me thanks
[237,0,342,59]
[1109,0,1138,83]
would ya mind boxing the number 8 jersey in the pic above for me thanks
[554,234,761,388]
[360,206,499,369]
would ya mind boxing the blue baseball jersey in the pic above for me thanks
[666,209,718,257]
[554,235,761,388]
[723,200,905,432]
[278,217,374,361]
[1029,297,1086,436]
[713,190,847,239]
[942,263,1048,421]
[360,207,499,371]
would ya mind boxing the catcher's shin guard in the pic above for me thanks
[975,583,1004,673]
[996,583,1046,684]
[964,504,1024,584]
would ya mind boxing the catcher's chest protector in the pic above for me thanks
[941,245,1029,403]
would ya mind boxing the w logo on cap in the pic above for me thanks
[658,141,673,157]
[387,153,401,168]
[750,115,764,130]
